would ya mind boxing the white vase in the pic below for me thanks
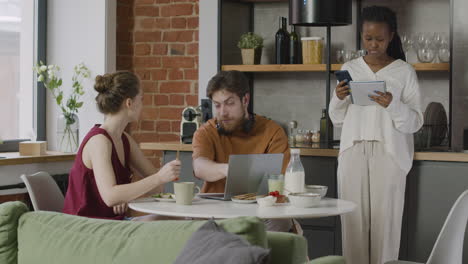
[57,113,79,153]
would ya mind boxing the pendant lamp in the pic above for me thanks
[290,0,352,144]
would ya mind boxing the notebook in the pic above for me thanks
[349,81,387,106]
[198,153,284,201]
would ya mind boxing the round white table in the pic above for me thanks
[129,197,356,219]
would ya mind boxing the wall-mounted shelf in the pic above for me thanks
[222,64,342,72]
[221,63,450,72]
[232,0,288,2]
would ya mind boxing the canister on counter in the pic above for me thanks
[301,37,323,64]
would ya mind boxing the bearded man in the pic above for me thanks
[192,70,293,232]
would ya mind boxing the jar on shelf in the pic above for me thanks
[311,130,320,143]
[304,130,312,145]
[295,129,305,144]
[301,37,323,64]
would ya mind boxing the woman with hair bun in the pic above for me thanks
[63,71,181,220]
[329,6,423,264]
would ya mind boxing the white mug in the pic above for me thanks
[174,182,201,205]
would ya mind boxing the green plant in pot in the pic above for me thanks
[237,32,263,65]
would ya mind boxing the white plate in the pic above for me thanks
[231,198,257,204]
[154,197,176,202]
[156,196,202,203]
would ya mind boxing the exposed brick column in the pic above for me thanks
[116,0,199,169]
[117,0,134,71]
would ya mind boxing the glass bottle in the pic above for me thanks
[275,16,290,64]
[320,109,327,142]
[288,120,297,146]
[319,109,333,142]
[284,148,305,195]
[289,25,301,64]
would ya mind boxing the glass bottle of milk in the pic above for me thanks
[284,148,305,195]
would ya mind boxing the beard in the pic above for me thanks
[217,113,255,135]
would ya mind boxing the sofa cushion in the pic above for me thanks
[0,201,29,264]
[17,211,267,264]
[174,219,270,264]
[266,231,308,264]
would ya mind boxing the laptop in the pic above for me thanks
[198,153,284,201]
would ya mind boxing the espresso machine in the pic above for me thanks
[180,99,213,144]
[180,106,202,144]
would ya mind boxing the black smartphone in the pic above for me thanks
[335,70,353,84]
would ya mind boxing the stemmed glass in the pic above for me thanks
[401,34,413,51]
[415,32,435,63]
[414,32,430,50]
[401,33,416,63]
[432,32,448,62]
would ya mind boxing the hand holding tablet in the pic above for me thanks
[349,81,387,106]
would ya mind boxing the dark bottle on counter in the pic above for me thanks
[320,109,333,142]
[275,17,290,64]
[289,25,301,64]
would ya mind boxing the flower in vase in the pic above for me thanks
[34,61,91,152]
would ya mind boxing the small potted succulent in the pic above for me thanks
[237,32,263,65]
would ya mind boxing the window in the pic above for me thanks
[0,0,45,150]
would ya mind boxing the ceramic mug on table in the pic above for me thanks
[174,182,201,205]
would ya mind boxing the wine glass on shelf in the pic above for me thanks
[439,32,449,47]
[342,50,355,63]
[432,32,443,49]
[336,49,344,64]
[401,33,412,54]
[414,32,429,50]
[438,43,450,63]
[402,33,417,63]
[417,47,435,63]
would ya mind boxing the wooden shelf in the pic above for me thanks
[233,0,288,2]
[221,63,449,72]
[222,64,342,72]
[412,63,450,71]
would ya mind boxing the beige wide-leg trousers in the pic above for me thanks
[338,141,407,264]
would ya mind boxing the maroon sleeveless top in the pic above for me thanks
[63,125,131,220]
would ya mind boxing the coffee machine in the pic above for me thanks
[180,99,213,144]
[180,106,202,144]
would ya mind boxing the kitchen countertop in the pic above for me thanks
[140,142,468,163]
[0,151,76,166]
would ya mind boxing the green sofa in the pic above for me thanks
[0,202,344,264]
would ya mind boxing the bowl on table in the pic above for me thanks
[288,192,321,208]
[304,185,328,198]
[256,195,277,207]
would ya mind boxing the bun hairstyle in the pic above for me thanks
[94,71,140,114]
[361,6,406,61]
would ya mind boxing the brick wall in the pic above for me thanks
[117,0,199,168]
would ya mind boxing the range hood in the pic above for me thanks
[289,0,352,26]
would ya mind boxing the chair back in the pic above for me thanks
[20,171,65,212]
[427,189,468,264]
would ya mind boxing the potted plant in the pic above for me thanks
[34,62,91,153]
[237,32,263,65]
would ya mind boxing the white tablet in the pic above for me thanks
[349,81,387,106]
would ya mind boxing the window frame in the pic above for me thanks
[0,0,47,152]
